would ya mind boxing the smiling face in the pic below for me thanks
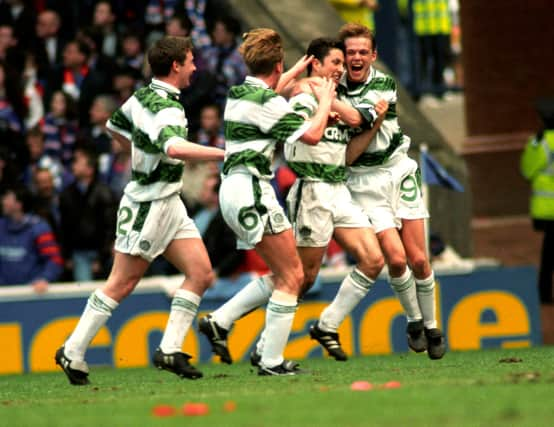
[176,50,196,89]
[313,47,344,84]
[344,36,377,83]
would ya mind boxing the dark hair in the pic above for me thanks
[338,23,377,51]
[147,36,193,77]
[306,37,344,75]
[211,15,242,37]
[169,13,193,35]
[9,185,33,213]
[74,144,98,172]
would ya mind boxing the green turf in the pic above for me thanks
[1,347,553,427]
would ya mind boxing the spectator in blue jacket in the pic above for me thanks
[0,185,64,291]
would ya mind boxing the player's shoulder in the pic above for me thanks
[368,69,396,91]
[228,83,279,105]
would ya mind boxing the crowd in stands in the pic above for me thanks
[0,0,462,290]
[0,0,255,288]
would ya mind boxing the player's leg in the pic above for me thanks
[150,237,215,379]
[57,252,150,385]
[255,229,304,375]
[377,227,427,352]
[400,218,446,359]
[310,227,384,361]
[297,246,327,295]
[199,274,275,363]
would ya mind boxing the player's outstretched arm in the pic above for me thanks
[166,141,225,162]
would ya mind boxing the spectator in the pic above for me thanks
[112,64,142,105]
[47,38,113,127]
[202,15,248,109]
[0,59,28,176]
[91,1,118,58]
[22,50,45,130]
[80,94,119,156]
[42,90,78,168]
[0,184,63,290]
[117,30,145,73]
[99,136,131,200]
[32,166,62,238]
[23,126,70,192]
[32,9,66,80]
[0,0,35,49]
[195,104,224,149]
[329,0,379,30]
[412,0,452,103]
[59,145,117,282]
[521,98,554,304]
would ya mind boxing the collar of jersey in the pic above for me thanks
[150,78,180,100]
[339,66,376,89]
[244,75,269,89]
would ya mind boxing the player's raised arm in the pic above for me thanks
[275,54,314,97]
[298,78,336,145]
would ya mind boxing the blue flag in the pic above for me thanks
[420,150,464,192]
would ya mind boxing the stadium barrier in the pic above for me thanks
[0,265,541,374]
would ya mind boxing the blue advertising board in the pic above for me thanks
[0,266,541,374]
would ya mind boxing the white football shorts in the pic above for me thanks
[219,172,291,249]
[287,180,371,247]
[347,156,429,233]
[114,192,200,262]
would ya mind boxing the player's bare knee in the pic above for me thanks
[368,253,385,277]
[388,256,408,277]
[410,256,430,277]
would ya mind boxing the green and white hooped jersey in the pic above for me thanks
[223,76,310,180]
[285,92,349,183]
[338,67,410,173]
[106,79,187,202]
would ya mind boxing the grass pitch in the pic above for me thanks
[1,346,553,427]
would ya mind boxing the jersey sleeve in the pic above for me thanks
[107,98,133,141]
[153,106,189,154]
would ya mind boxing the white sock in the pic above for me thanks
[260,290,297,368]
[159,289,201,354]
[416,272,437,329]
[390,268,422,322]
[255,329,266,355]
[319,268,374,333]
[64,289,119,361]
[212,275,274,330]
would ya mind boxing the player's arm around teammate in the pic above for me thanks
[199,28,335,375]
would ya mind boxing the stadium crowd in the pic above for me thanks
[0,0,260,287]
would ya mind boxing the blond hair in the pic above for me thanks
[239,28,283,76]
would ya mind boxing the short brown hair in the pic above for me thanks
[147,36,193,77]
[338,23,377,51]
[239,28,283,76]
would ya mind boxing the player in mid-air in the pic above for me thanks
[284,37,388,361]
[199,28,336,376]
[321,23,446,360]
[55,36,225,385]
